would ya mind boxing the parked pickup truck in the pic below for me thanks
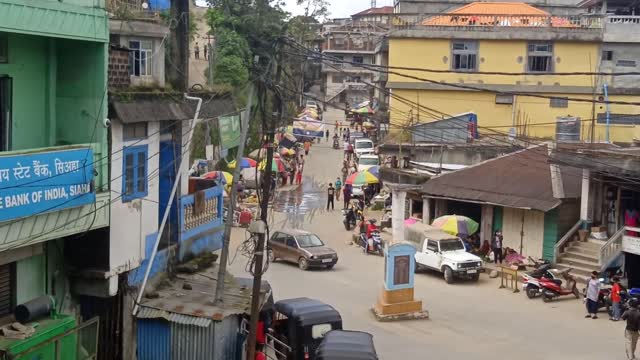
[405,223,483,284]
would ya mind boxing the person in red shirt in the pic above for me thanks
[611,276,623,321]
[366,219,378,240]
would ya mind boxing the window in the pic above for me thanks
[271,232,285,244]
[0,33,7,64]
[129,40,152,76]
[352,56,364,64]
[332,75,345,84]
[549,97,568,108]
[451,41,477,71]
[123,122,148,140]
[597,113,640,125]
[0,77,11,151]
[285,236,298,248]
[122,145,148,202]
[527,43,553,73]
[495,94,514,104]
[296,234,324,248]
[311,324,333,339]
[616,59,637,68]
[426,240,438,252]
[602,50,613,61]
[332,55,343,64]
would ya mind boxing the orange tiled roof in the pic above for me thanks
[353,6,394,16]
[422,2,577,28]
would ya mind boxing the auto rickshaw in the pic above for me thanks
[315,330,378,360]
[272,297,342,360]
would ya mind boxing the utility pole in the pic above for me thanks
[247,49,282,360]
[170,0,190,91]
[214,60,258,303]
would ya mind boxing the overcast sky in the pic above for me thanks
[282,0,394,19]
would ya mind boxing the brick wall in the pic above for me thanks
[109,47,130,89]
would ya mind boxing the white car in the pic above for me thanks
[353,139,374,159]
[357,154,379,172]
[305,100,318,110]
[406,223,483,284]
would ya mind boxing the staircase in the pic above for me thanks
[556,239,604,284]
[554,223,631,284]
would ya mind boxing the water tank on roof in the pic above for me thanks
[149,0,170,10]
[556,116,581,142]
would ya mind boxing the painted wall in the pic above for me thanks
[178,186,224,262]
[502,207,546,259]
[110,120,160,273]
[390,89,640,142]
[46,0,106,7]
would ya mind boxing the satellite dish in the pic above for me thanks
[142,2,149,9]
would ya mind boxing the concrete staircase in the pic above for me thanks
[556,239,604,284]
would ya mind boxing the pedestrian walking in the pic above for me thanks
[343,185,352,209]
[623,298,640,360]
[491,230,503,264]
[347,142,354,162]
[327,183,335,210]
[585,271,601,319]
[335,177,342,201]
[612,276,623,321]
[325,130,330,142]
[304,141,311,156]
[295,165,303,185]
[194,42,200,59]
[341,165,348,183]
[204,43,208,59]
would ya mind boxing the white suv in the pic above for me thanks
[406,224,483,284]
[353,139,374,159]
[357,154,379,172]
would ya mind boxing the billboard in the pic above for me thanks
[0,148,95,222]
[218,114,241,150]
[293,116,325,138]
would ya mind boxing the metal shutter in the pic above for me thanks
[0,264,13,316]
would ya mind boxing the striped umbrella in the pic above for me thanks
[259,158,285,173]
[201,171,233,185]
[367,166,380,178]
[345,171,379,186]
[228,157,257,169]
[431,215,479,237]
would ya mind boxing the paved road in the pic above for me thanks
[228,109,624,360]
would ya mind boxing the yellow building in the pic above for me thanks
[387,2,640,143]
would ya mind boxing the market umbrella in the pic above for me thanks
[350,107,373,114]
[280,148,295,156]
[431,215,479,237]
[404,218,419,226]
[362,121,375,128]
[367,166,380,178]
[259,158,285,173]
[228,157,257,169]
[201,171,233,185]
[345,171,380,186]
[248,148,280,160]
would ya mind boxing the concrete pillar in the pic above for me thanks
[422,197,431,224]
[434,199,447,218]
[392,190,407,243]
[581,169,593,224]
[549,143,565,199]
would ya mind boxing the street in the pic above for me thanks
[227,111,623,360]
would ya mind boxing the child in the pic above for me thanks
[611,276,622,321]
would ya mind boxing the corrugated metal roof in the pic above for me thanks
[136,264,271,323]
[421,145,581,212]
[110,96,236,124]
[352,6,394,16]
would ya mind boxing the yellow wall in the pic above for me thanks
[390,89,640,142]
[388,38,640,142]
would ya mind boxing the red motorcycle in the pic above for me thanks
[539,268,580,302]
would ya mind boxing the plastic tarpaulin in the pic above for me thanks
[293,117,324,138]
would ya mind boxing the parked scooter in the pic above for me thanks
[539,268,580,302]
[359,230,383,256]
[332,137,340,149]
[522,263,555,299]
[342,208,356,231]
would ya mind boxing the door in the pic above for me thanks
[158,121,181,248]
[285,236,300,262]
[270,232,286,259]
[415,240,429,267]
[422,240,439,269]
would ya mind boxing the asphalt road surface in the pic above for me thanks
[227,108,623,360]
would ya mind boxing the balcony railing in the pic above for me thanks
[606,15,640,24]
[321,62,376,72]
[391,13,604,29]
[106,0,157,19]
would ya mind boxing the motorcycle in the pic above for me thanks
[342,208,356,231]
[332,138,340,149]
[539,268,580,302]
[522,263,555,299]
[359,230,383,256]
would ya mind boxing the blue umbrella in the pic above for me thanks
[368,166,380,178]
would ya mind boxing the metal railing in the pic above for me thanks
[8,317,99,360]
[606,15,640,24]
[383,13,604,30]
[553,220,582,263]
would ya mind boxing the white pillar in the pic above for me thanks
[422,197,431,224]
[392,190,407,243]
[580,169,592,223]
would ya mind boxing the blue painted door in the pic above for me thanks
[138,319,171,360]
[159,122,181,247]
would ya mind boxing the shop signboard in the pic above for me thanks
[218,115,241,150]
[622,235,640,256]
[0,148,95,223]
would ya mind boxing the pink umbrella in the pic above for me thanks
[404,218,419,226]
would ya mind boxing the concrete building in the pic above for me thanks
[394,0,585,15]
[0,0,110,355]
[387,2,640,143]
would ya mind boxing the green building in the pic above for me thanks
[0,0,109,351]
